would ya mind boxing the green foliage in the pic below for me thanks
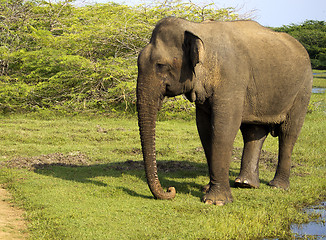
[273,20,326,69]
[1,47,137,112]
[0,0,240,114]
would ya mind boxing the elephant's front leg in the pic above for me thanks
[203,139,234,206]
[199,99,243,206]
[196,102,213,193]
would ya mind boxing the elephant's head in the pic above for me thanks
[136,17,205,199]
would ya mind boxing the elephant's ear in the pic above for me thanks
[184,31,205,70]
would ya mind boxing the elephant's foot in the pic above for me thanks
[202,184,233,206]
[201,183,210,193]
[234,175,260,189]
[268,177,289,190]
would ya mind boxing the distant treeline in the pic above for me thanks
[272,20,326,70]
[0,0,324,114]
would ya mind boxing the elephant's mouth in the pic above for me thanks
[164,83,187,98]
[164,82,179,97]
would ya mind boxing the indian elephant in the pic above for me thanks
[136,17,312,205]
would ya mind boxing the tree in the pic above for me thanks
[0,0,243,113]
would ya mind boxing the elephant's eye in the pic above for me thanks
[156,63,170,72]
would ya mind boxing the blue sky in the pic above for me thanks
[79,0,326,27]
[218,0,326,27]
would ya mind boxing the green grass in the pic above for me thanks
[0,89,325,239]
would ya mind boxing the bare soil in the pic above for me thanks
[1,152,91,170]
[0,187,28,240]
[0,147,280,171]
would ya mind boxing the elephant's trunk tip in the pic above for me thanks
[156,187,176,200]
[167,187,176,198]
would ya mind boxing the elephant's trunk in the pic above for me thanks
[137,80,176,200]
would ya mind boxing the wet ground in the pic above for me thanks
[312,87,326,94]
[291,202,326,239]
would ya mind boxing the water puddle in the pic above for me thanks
[312,87,326,94]
[291,202,326,239]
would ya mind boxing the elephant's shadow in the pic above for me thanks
[31,156,274,200]
[32,159,247,199]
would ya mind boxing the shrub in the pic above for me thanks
[0,0,240,114]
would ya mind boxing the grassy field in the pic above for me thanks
[0,73,325,239]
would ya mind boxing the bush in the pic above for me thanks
[0,0,240,114]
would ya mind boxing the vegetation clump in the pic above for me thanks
[0,0,238,114]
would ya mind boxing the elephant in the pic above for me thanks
[136,17,312,205]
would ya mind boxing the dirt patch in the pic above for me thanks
[256,149,279,170]
[112,159,199,172]
[0,148,280,172]
[1,151,200,173]
[1,152,91,170]
[113,148,142,156]
[232,147,277,165]
[0,187,28,240]
[111,147,279,173]
[231,147,304,172]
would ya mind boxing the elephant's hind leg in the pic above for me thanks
[235,124,269,188]
[269,120,305,190]
[269,86,310,190]
[268,132,294,190]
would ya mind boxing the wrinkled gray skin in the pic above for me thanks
[137,17,312,205]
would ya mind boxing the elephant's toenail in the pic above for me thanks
[204,199,213,205]
[215,201,225,206]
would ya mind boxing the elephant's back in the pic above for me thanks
[202,20,312,124]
